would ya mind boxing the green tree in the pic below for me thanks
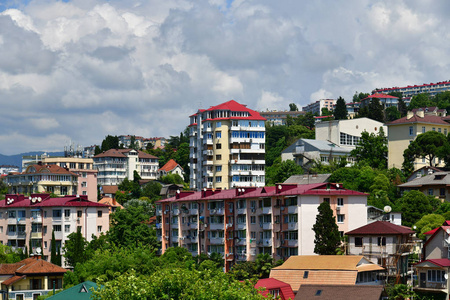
[255,253,283,278]
[101,135,120,152]
[388,92,407,117]
[368,174,394,209]
[321,107,333,116]
[107,205,158,249]
[397,191,438,227]
[94,145,101,155]
[266,159,303,185]
[385,106,401,122]
[63,226,87,267]
[352,92,369,102]
[414,214,445,240]
[334,96,348,120]
[368,98,384,122]
[229,261,257,280]
[350,128,388,169]
[386,283,417,300]
[141,181,162,202]
[289,103,298,111]
[50,230,58,265]
[313,201,341,255]
[295,112,315,129]
[409,93,432,109]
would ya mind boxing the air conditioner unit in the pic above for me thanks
[204,223,208,228]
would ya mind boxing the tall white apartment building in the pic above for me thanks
[302,99,336,115]
[93,149,159,185]
[189,100,266,191]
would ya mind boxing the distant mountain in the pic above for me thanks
[0,151,64,170]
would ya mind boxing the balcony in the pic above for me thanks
[17,231,26,239]
[288,222,298,230]
[189,223,198,229]
[31,232,42,239]
[259,239,272,247]
[7,218,17,225]
[209,238,224,245]
[236,208,246,215]
[288,239,299,247]
[236,223,246,230]
[210,223,224,230]
[287,206,298,214]
[31,216,42,223]
[418,281,446,290]
[172,209,180,216]
[189,208,198,215]
[260,223,272,230]
[262,207,272,214]
[235,238,246,246]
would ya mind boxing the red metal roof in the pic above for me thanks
[361,93,398,101]
[346,221,414,235]
[94,149,158,159]
[255,278,295,300]
[419,259,450,267]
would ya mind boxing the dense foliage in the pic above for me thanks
[313,201,341,255]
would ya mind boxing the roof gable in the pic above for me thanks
[346,221,414,235]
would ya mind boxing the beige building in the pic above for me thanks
[189,100,266,190]
[386,109,450,170]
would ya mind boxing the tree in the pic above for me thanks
[388,92,407,117]
[63,226,87,267]
[352,92,369,102]
[409,93,432,109]
[350,128,388,169]
[414,214,445,240]
[334,96,348,120]
[402,131,448,172]
[94,145,102,155]
[289,103,298,111]
[397,191,437,227]
[266,159,303,185]
[385,106,401,122]
[321,107,333,116]
[255,253,283,278]
[295,112,315,129]
[50,230,58,265]
[313,201,341,255]
[367,98,384,122]
[101,135,120,152]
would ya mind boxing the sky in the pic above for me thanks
[0,0,449,155]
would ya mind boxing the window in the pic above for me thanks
[337,198,344,206]
[65,225,70,232]
[77,211,82,218]
[428,189,434,196]
[53,225,62,232]
[422,126,426,133]
[441,188,446,196]
[216,143,221,149]
[409,126,414,136]
[82,172,87,177]
[18,210,25,218]
[216,132,222,139]
[216,155,221,160]
[432,127,436,131]
[8,225,16,232]
[303,271,309,278]
[355,237,363,247]
[98,226,102,232]
[216,166,222,172]
[64,209,70,218]
[81,182,87,187]
[216,176,222,183]
[337,214,344,223]
[8,211,16,218]
[98,210,103,218]
[428,270,446,282]
[250,216,256,224]
[52,210,61,218]
[216,122,221,128]
[377,237,386,246]
[439,128,442,133]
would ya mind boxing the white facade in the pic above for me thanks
[315,118,387,149]
[302,99,336,116]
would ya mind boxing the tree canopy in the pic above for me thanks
[350,128,387,169]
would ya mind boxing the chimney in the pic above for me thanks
[406,111,414,119]
[416,110,425,118]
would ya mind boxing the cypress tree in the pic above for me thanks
[50,230,57,265]
[313,201,341,255]
[334,96,348,120]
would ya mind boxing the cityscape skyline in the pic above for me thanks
[0,1,449,155]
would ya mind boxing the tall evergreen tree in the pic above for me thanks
[50,230,57,265]
[289,103,298,111]
[63,226,87,267]
[313,201,341,255]
[368,98,385,122]
[57,247,62,266]
[334,96,348,120]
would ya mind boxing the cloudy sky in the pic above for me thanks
[0,0,449,155]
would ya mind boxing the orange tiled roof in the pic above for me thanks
[102,185,119,194]
[272,255,366,271]
[158,159,182,172]
[99,197,124,209]
[2,275,25,286]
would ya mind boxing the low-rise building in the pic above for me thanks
[158,159,184,179]
[0,165,19,176]
[156,183,368,271]
[259,110,305,126]
[254,278,295,300]
[0,256,67,300]
[398,172,450,201]
[0,193,110,266]
[294,284,384,300]
[302,99,336,116]
[360,93,399,109]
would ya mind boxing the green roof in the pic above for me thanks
[47,281,98,300]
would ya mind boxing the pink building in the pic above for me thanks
[0,194,110,267]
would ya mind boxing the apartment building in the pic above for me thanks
[0,193,110,266]
[189,100,266,190]
[22,156,98,201]
[302,99,336,116]
[155,182,367,271]
[360,93,399,109]
[259,110,304,125]
[93,149,159,185]
[373,80,450,100]
[386,109,450,170]
[5,164,78,197]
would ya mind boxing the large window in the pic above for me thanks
[428,270,446,282]
[52,210,62,218]
[355,237,363,247]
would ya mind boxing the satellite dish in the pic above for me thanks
[278,185,282,190]
[176,190,180,194]
[36,247,42,255]
[336,183,340,189]
[383,206,392,213]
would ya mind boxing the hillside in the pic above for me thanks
[0,151,64,169]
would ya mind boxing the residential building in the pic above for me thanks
[398,172,450,202]
[0,165,19,176]
[0,256,67,300]
[281,139,353,169]
[414,223,450,298]
[254,278,295,300]
[283,174,331,185]
[159,184,184,200]
[189,100,266,190]
[346,102,361,119]
[158,159,184,178]
[45,281,98,300]
[386,109,450,170]
[294,284,384,300]
[23,156,98,201]
[360,93,399,109]
[346,221,415,283]
[98,197,124,213]
[315,118,386,149]
[5,164,78,196]
[100,185,118,198]
[155,183,368,271]
[302,99,336,116]
[269,255,385,293]
[0,193,110,266]
[259,110,304,126]
[373,80,450,100]
[367,206,402,226]
[83,145,98,158]
[406,166,444,182]
[146,137,166,149]
[93,149,159,186]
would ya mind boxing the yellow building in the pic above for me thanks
[387,109,450,170]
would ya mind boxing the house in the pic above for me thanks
[269,255,385,293]
[281,139,353,169]
[46,281,98,300]
[294,284,384,300]
[155,183,368,272]
[386,109,450,170]
[360,93,399,109]
[398,172,450,201]
[100,185,118,198]
[0,194,110,266]
[414,223,450,298]
[254,278,295,300]
[158,159,184,179]
[346,221,415,283]
[302,99,336,116]
[159,184,184,199]
[189,100,266,190]
[98,197,123,213]
[93,149,159,186]
[5,164,79,197]
[0,256,67,300]
[259,110,304,126]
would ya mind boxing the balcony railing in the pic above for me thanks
[419,281,446,290]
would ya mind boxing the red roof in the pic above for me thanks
[424,221,450,235]
[346,221,414,235]
[255,278,295,300]
[362,93,398,101]
[387,114,450,126]
[158,159,182,172]
[0,194,109,208]
[0,257,67,284]
[191,100,266,121]
[20,164,77,176]
[419,259,450,267]
[374,81,450,93]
